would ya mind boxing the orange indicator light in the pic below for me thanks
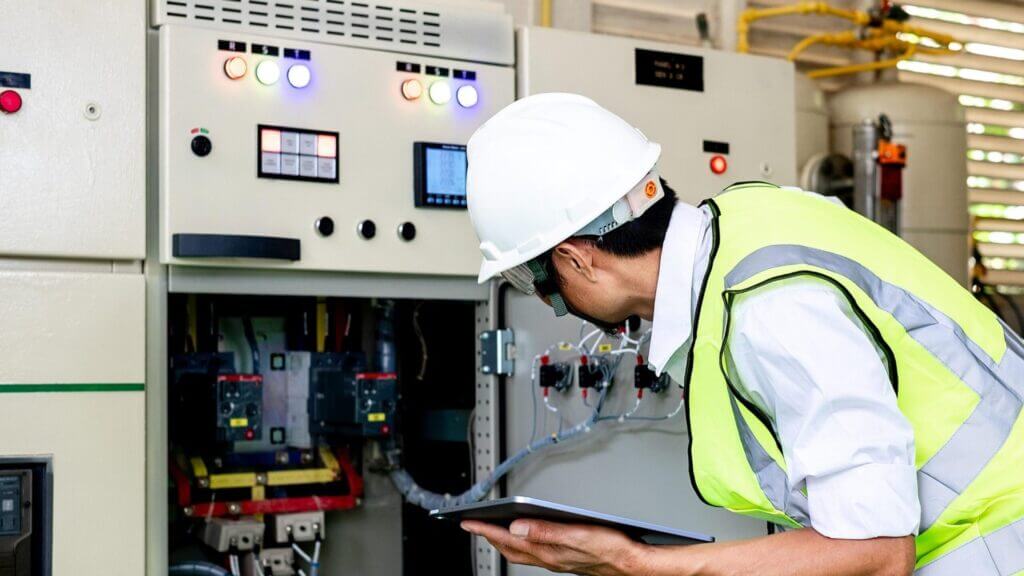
[224,56,248,80]
[261,128,282,153]
[317,134,337,158]
[401,79,423,100]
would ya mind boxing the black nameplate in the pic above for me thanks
[635,49,703,92]
[0,71,31,89]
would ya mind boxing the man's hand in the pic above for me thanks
[463,519,916,576]
[461,519,646,576]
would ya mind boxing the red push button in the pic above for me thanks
[709,155,728,175]
[0,90,22,114]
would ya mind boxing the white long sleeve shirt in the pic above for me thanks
[647,200,920,539]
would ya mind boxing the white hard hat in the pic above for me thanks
[467,93,663,288]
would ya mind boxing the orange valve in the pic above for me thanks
[224,56,248,80]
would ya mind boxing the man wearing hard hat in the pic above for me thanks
[460,93,1024,576]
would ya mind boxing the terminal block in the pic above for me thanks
[635,362,671,394]
[577,355,611,391]
[273,511,325,544]
[200,517,265,552]
[538,356,572,392]
[259,548,296,576]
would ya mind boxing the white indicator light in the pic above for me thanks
[255,60,280,85]
[428,81,452,105]
[287,64,311,88]
[456,85,478,108]
[224,57,248,80]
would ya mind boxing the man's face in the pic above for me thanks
[545,240,632,332]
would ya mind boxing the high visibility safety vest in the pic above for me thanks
[686,182,1024,574]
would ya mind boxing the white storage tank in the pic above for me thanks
[795,73,830,178]
[830,83,969,285]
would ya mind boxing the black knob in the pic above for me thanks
[315,217,334,237]
[357,220,377,240]
[398,222,417,242]
[191,135,212,157]
[246,403,260,417]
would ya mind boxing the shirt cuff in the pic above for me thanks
[806,462,920,539]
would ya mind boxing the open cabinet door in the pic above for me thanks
[481,288,766,576]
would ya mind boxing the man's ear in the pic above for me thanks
[552,239,597,282]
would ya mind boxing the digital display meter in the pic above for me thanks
[414,142,467,208]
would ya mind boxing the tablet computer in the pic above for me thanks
[430,496,713,546]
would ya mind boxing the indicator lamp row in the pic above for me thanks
[401,79,478,108]
[224,57,311,89]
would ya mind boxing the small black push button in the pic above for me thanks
[191,135,212,157]
[398,222,417,242]
[358,220,377,240]
[315,217,335,237]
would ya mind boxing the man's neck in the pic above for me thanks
[621,246,662,320]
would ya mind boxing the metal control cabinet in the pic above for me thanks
[517,26,797,205]
[0,272,146,576]
[156,4,515,276]
[0,1,146,260]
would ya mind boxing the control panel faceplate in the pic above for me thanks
[159,25,514,276]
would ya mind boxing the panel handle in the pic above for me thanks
[172,234,301,261]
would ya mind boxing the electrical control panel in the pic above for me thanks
[518,27,797,205]
[157,14,514,276]
[0,460,50,576]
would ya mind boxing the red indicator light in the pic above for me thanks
[0,90,22,114]
[244,428,255,440]
[709,155,728,175]
[381,424,391,436]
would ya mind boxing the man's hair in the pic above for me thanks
[537,179,679,288]
[589,178,678,257]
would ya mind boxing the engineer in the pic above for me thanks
[460,93,1024,576]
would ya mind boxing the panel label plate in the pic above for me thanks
[635,49,703,92]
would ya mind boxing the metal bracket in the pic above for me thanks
[479,329,515,376]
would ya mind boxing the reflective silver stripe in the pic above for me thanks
[729,394,811,526]
[915,516,1024,575]
[724,245,1023,532]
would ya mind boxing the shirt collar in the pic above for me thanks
[647,201,709,376]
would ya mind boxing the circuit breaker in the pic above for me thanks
[154,1,515,276]
[308,353,397,438]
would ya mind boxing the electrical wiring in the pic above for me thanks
[242,317,260,375]
[390,322,677,511]
[413,302,429,380]
[391,386,612,511]
[252,554,264,576]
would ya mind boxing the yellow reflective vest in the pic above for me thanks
[686,182,1024,574]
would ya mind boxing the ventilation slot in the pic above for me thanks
[158,0,443,49]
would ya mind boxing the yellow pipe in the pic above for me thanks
[540,0,552,28]
[808,44,917,79]
[736,0,956,77]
